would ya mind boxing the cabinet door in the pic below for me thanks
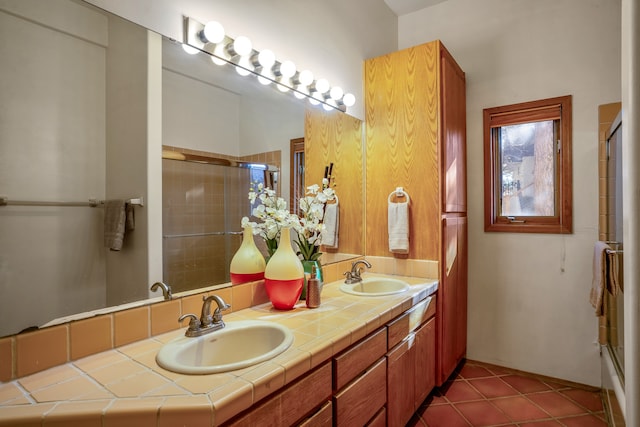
[441,47,467,214]
[386,338,415,427]
[438,216,467,385]
[415,317,436,407]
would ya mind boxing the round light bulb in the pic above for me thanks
[322,103,333,111]
[232,36,252,56]
[293,90,306,99]
[298,70,314,86]
[277,83,290,92]
[235,57,253,76]
[342,93,356,107]
[181,44,199,55]
[258,49,276,68]
[203,21,225,44]
[309,96,320,106]
[330,86,344,100]
[280,60,296,78]
[257,75,272,85]
[315,78,330,94]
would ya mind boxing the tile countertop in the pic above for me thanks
[0,274,438,427]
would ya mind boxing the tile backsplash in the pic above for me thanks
[0,242,435,383]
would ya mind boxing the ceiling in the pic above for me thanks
[383,0,448,16]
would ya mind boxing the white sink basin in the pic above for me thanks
[156,320,293,374]
[340,277,411,296]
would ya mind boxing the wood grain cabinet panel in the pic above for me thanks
[367,407,387,427]
[414,317,436,407]
[333,327,386,391]
[333,358,387,427]
[298,401,332,427]
[224,362,331,427]
[438,216,468,384]
[386,309,437,426]
[365,40,467,387]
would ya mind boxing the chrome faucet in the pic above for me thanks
[179,294,231,337]
[150,281,172,300]
[344,259,372,284]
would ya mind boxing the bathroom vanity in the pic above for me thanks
[0,274,438,426]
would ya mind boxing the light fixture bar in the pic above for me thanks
[183,16,353,113]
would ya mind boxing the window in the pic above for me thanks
[483,95,572,233]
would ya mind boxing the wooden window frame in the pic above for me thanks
[483,95,572,234]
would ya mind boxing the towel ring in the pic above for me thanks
[388,188,410,204]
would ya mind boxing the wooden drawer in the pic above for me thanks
[333,358,387,426]
[367,407,386,427]
[226,362,331,426]
[298,400,332,427]
[387,295,436,349]
[333,327,386,390]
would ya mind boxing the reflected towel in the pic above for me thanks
[590,241,620,316]
[321,199,339,248]
[388,201,409,253]
[104,200,135,251]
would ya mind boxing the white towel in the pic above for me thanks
[388,201,409,253]
[321,199,339,248]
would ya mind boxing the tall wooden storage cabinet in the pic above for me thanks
[365,40,467,387]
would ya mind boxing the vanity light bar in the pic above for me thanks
[183,17,355,112]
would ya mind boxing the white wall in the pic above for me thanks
[84,0,399,121]
[399,0,621,386]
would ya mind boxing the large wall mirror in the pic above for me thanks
[0,0,363,337]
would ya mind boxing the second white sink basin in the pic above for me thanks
[340,277,411,296]
[156,320,293,374]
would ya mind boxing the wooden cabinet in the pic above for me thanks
[298,401,333,427]
[365,40,467,387]
[223,362,332,427]
[438,215,468,384]
[333,358,387,426]
[332,328,387,426]
[386,297,437,426]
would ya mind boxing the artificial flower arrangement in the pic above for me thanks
[244,179,336,262]
[292,181,336,261]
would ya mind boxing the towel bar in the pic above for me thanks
[0,196,144,208]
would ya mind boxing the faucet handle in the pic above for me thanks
[179,313,200,334]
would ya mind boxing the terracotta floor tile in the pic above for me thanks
[458,364,494,379]
[468,377,519,398]
[557,413,608,427]
[442,380,484,402]
[421,403,471,427]
[501,374,552,394]
[490,396,551,422]
[559,388,604,412]
[454,400,511,426]
[526,391,587,417]
[519,421,564,427]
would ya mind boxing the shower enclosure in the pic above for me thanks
[601,108,625,426]
[162,151,278,293]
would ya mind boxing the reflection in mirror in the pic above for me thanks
[0,0,364,338]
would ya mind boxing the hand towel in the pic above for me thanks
[388,200,409,253]
[590,241,616,316]
[321,198,339,248]
[104,200,135,251]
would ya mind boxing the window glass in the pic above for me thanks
[498,120,556,217]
